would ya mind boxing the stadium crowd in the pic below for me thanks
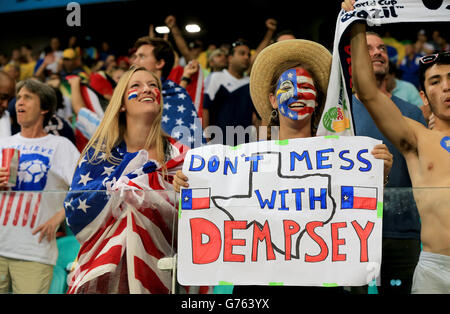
[0,9,448,295]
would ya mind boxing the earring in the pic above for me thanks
[120,107,126,112]
[271,108,278,120]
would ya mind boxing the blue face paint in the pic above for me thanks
[440,136,450,153]
[275,68,317,121]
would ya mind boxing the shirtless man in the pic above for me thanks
[342,0,450,293]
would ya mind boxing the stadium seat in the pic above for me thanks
[48,236,80,294]
[48,265,67,294]
[56,235,80,271]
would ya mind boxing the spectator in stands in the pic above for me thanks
[275,29,296,42]
[202,39,259,145]
[163,16,206,117]
[62,66,201,294]
[350,28,426,295]
[18,44,36,81]
[132,36,202,146]
[344,0,450,294]
[4,63,20,82]
[7,49,20,68]
[0,53,7,70]
[0,79,79,294]
[37,37,63,76]
[399,41,422,89]
[59,48,84,78]
[387,61,423,108]
[44,87,76,145]
[67,36,82,58]
[165,15,204,67]
[72,36,202,148]
[414,29,434,55]
[207,48,228,74]
[0,71,15,138]
[174,40,393,297]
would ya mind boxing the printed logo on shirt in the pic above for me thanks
[14,154,50,191]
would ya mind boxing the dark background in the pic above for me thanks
[0,0,448,57]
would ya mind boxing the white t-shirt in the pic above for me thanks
[0,111,11,138]
[0,133,80,265]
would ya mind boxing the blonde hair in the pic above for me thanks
[80,66,168,167]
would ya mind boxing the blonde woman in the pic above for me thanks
[63,66,199,294]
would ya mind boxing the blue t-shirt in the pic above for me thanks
[352,95,426,239]
[399,54,422,90]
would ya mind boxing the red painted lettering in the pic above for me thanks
[305,221,328,262]
[224,220,247,262]
[190,218,222,264]
[351,220,375,262]
[252,221,275,261]
[331,222,347,261]
[283,220,301,260]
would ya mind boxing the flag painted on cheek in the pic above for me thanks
[127,89,138,100]
[276,68,317,121]
[153,87,161,104]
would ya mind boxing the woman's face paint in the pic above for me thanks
[127,89,138,100]
[275,67,317,121]
[126,83,161,104]
[153,87,161,104]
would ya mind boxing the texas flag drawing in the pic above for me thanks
[341,186,377,210]
[181,188,211,210]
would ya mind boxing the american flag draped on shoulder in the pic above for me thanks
[316,0,450,137]
[64,137,212,294]
[161,79,204,149]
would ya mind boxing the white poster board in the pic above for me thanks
[177,136,383,287]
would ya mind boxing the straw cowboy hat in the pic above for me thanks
[250,39,332,126]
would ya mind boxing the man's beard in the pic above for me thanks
[374,68,388,86]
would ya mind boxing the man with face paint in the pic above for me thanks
[343,0,450,294]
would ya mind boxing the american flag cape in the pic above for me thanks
[161,79,204,149]
[64,137,212,294]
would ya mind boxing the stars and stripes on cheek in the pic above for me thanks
[295,68,317,101]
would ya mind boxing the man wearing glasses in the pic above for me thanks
[345,0,450,293]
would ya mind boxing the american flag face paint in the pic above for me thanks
[276,68,317,121]
[127,89,138,100]
[153,87,161,104]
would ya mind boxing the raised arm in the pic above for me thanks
[350,20,418,155]
[165,15,196,63]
